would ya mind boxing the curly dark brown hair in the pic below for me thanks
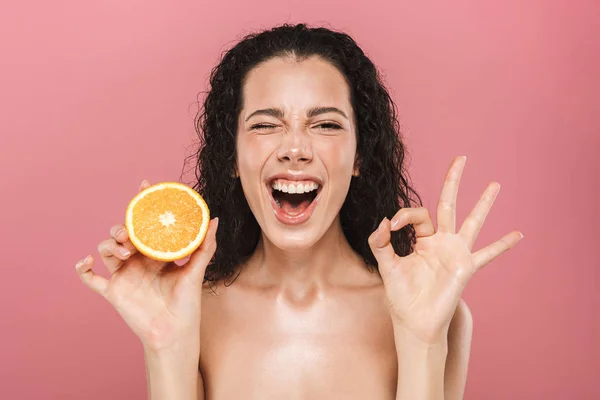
[182,23,423,284]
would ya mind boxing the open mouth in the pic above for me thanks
[268,179,322,220]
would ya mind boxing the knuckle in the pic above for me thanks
[367,233,377,246]
[98,239,117,255]
[367,233,374,244]
[201,244,215,257]
[110,224,126,240]
[394,208,409,220]
[481,192,495,202]
[444,175,455,185]
[418,207,431,218]
[123,241,137,252]
[438,201,453,211]
[76,268,89,281]
[470,213,483,225]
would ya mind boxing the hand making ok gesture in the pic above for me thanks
[368,156,523,345]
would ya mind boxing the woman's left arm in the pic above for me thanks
[368,156,522,400]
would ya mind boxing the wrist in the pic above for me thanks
[393,327,447,400]
[392,322,449,350]
[141,321,201,353]
[143,335,200,360]
[144,344,199,400]
[139,316,201,352]
[394,327,448,365]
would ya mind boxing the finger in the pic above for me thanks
[390,207,436,237]
[98,238,132,275]
[183,217,219,282]
[75,255,108,297]
[139,179,151,192]
[368,217,397,272]
[437,156,467,234]
[458,182,501,250]
[109,224,138,253]
[105,180,151,259]
[100,180,151,273]
[472,231,524,270]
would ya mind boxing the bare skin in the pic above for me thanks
[198,248,472,399]
[199,241,398,399]
[77,54,520,400]
[78,204,471,400]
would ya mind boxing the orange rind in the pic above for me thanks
[125,182,210,262]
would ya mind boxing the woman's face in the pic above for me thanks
[236,55,358,250]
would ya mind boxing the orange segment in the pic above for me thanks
[125,182,210,262]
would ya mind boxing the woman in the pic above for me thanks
[75,23,523,399]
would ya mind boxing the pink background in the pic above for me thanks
[1,0,598,399]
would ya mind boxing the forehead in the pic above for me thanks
[241,56,352,116]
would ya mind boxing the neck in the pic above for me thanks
[243,216,366,290]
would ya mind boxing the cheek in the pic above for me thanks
[237,135,278,173]
[315,138,356,176]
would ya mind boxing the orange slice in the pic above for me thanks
[125,182,210,262]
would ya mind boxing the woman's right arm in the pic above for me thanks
[144,344,203,400]
[75,180,217,400]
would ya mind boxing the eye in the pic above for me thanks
[249,123,343,132]
[315,123,342,131]
[250,124,274,130]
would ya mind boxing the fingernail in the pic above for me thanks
[116,228,125,238]
[519,232,524,239]
[390,218,399,230]
[119,248,131,257]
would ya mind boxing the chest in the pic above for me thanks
[199,287,398,399]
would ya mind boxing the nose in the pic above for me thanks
[276,128,313,164]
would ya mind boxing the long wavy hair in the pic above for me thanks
[182,23,423,284]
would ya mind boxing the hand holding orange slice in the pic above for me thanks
[125,182,211,262]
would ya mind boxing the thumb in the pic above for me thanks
[139,179,151,192]
[368,217,396,270]
[184,217,219,281]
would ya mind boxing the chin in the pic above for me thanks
[263,225,324,251]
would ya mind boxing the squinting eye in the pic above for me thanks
[250,124,275,130]
[316,123,342,130]
[249,123,342,131]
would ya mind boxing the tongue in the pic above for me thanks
[278,193,312,216]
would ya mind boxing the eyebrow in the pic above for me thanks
[244,106,348,122]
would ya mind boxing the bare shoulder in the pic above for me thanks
[200,279,231,325]
[201,279,232,312]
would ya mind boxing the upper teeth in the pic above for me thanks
[271,180,319,194]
